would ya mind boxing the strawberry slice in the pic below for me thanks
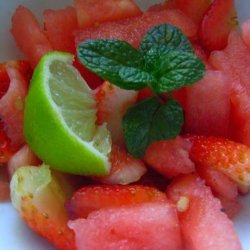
[96,145,147,185]
[199,0,237,51]
[187,135,250,186]
[10,165,76,250]
[66,185,168,219]
[95,81,137,146]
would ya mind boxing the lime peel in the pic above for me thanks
[24,51,111,176]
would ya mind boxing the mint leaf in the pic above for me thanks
[123,97,184,157]
[139,24,193,54]
[146,48,205,93]
[78,39,148,90]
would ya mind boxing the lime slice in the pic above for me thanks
[24,52,111,176]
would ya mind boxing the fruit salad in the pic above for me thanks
[1,0,250,249]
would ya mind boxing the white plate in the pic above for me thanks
[0,0,250,249]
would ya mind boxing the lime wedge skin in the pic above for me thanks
[24,52,110,176]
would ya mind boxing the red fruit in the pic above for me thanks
[0,66,28,149]
[137,87,155,102]
[185,70,232,137]
[7,144,41,176]
[188,135,250,186]
[0,168,10,201]
[73,58,103,89]
[75,8,197,49]
[11,6,52,67]
[44,6,78,53]
[95,81,137,146]
[218,196,241,219]
[197,164,238,200]
[0,64,10,99]
[192,43,209,62]
[96,145,146,185]
[166,174,242,250]
[199,0,237,51]
[241,20,250,49]
[0,179,9,201]
[66,185,168,219]
[144,136,195,179]
[230,83,250,147]
[69,202,182,250]
[165,0,212,24]
[74,0,142,28]
[172,87,187,111]
[0,120,16,165]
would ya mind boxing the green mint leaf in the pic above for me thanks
[145,48,205,93]
[123,97,184,158]
[139,24,193,54]
[78,39,147,90]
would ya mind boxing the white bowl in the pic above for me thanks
[0,0,249,249]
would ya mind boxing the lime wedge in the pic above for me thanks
[24,52,111,176]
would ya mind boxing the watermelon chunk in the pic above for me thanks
[185,70,232,137]
[74,0,142,28]
[166,175,242,250]
[144,136,195,178]
[69,203,183,250]
[44,6,78,53]
[75,8,197,49]
[11,6,52,67]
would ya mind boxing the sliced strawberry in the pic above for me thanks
[10,165,76,250]
[95,81,137,146]
[66,185,168,219]
[199,0,237,51]
[144,136,195,179]
[165,0,212,24]
[96,145,147,185]
[187,135,250,186]
[166,174,242,249]
[7,144,41,176]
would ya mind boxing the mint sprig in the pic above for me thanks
[78,24,205,157]
[123,97,183,157]
[139,23,193,53]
